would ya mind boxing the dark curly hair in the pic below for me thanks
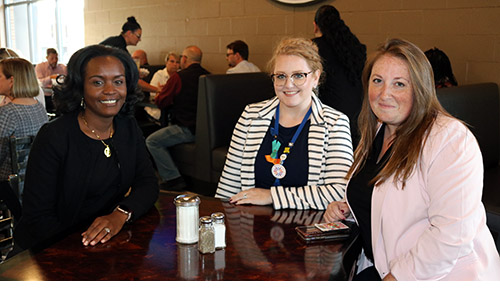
[53,44,142,116]
[314,5,366,84]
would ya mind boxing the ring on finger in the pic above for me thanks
[243,193,248,199]
[103,227,111,234]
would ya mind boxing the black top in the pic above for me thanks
[78,133,121,222]
[312,36,363,147]
[170,63,210,133]
[14,111,158,250]
[255,118,310,188]
[347,125,391,261]
[100,35,127,52]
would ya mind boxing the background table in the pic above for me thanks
[0,192,358,280]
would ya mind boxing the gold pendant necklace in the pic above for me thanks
[81,113,113,158]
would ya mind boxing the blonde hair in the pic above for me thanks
[0,58,40,98]
[349,38,450,187]
[165,52,178,62]
[267,37,323,78]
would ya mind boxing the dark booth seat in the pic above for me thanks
[170,72,275,193]
[436,82,500,251]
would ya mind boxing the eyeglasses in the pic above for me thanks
[133,32,141,39]
[271,71,313,87]
[226,52,235,57]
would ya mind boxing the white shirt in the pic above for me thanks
[150,68,169,98]
[226,60,261,74]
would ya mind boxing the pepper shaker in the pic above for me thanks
[174,194,200,244]
[198,216,215,254]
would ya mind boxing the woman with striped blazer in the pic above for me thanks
[216,38,353,210]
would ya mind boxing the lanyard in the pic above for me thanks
[267,103,312,186]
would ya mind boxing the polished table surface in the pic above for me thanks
[0,192,357,280]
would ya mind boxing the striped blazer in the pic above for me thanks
[215,94,353,210]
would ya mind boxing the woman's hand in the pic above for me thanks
[81,210,128,246]
[230,188,272,206]
[323,201,350,222]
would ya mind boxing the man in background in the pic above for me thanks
[35,48,67,112]
[146,45,210,191]
[226,40,260,74]
[132,49,149,66]
[145,52,180,121]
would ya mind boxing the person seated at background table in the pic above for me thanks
[14,45,159,251]
[216,37,353,210]
[132,49,160,86]
[150,52,180,98]
[324,38,500,280]
[0,57,48,223]
[0,48,45,108]
[35,48,67,112]
[424,47,458,88]
[132,49,148,66]
[225,40,260,74]
[144,52,180,122]
[0,58,48,181]
[146,45,210,191]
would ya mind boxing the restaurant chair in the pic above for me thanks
[436,82,500,254]
[6,135,35,219]
[0,197,14,262]
[170,72,275,188]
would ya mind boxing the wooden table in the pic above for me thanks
[0,192,358,280]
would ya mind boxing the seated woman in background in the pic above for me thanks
[424,47,458,88]
[325,38,500,280]
[0,48,46,108]
[14,45,158,251]
[216,37,353,210]
[0,58,48,181]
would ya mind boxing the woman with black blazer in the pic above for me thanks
[14,45,158,251]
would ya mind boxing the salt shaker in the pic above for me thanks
[174,194,200,244]
[198,216,215,254]
[211,212,226,249]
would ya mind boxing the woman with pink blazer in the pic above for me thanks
[325,38,500,280]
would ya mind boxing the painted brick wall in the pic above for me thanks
[84,0,500,87]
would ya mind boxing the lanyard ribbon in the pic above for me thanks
[266,103,312,186]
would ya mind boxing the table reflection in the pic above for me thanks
[0,194,354,280]
[221,202,345,280]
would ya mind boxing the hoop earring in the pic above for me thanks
[81,98,86,109]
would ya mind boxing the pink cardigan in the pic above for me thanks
[348,115,500,280]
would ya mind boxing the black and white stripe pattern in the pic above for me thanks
[216,94,353,210]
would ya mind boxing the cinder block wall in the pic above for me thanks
[84,0,500,87]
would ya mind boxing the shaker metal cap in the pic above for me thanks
[211,212,225,220]
[199,216,213,224]
[174,194,201,207]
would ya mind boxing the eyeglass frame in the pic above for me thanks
[133,32,141,39]
[226,52,235,57]
[271,71,313,87]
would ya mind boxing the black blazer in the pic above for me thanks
[14,111,158,250]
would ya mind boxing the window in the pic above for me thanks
[3,0,84,64]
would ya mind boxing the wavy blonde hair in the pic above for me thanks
[267,37,323,77]
[348,38,450,188]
